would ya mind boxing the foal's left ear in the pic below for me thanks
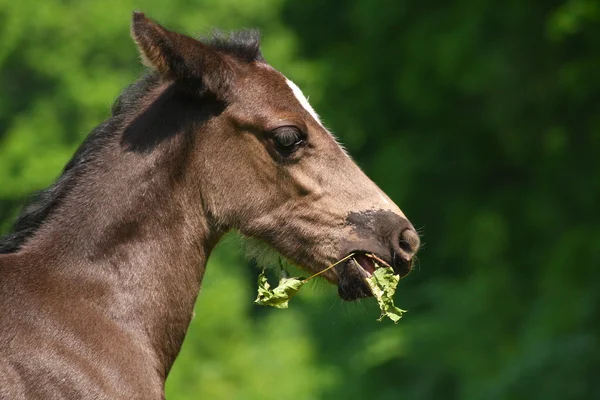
[131,12,233,96]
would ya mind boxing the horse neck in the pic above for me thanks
[20,134,221,375]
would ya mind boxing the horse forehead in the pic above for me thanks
[250,63,323,126]
[284,79,322,126]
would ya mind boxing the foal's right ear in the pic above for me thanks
[130,12,233,95]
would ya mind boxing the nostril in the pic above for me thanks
[399,228,420,256]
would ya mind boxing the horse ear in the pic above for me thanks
[131,12,177,74]
[130,12,233,96]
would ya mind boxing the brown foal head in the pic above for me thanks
[130,13,420,300]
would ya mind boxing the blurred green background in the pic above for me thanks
[1,0,599,399]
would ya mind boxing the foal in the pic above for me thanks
[0,13,419,399]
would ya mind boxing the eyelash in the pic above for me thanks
[271,126,306,155]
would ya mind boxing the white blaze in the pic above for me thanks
[380,194,391,205]
[286,79,322,126]
[285,76,353,158]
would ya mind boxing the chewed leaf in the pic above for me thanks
[365,265,406,323]
[255,269,305,309]
[254,254,407,322]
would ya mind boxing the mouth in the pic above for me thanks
[336,251,412,301]
[350,252,378,278]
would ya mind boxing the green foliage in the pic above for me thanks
[255,269,305,309]
[280,0,600,398]
[365,263,406,323]
[1,0,599,399]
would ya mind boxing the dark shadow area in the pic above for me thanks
[280,1,600,399]
[121,80,226,153]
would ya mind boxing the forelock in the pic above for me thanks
[204,29,264,63]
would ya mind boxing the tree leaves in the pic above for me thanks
[254,269,306,309]
[365,265,406,323]
[255,259,406,324]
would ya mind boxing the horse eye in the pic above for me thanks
[272,126,305,154]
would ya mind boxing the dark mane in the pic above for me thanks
[0,30,261,254]
[0,119,120,254]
